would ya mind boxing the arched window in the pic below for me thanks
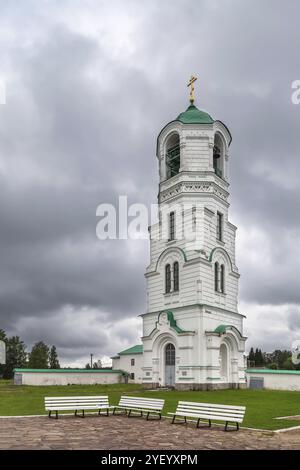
[173,262,179,291]
[165,343,175,365]
[214,262,219,292]
[220,264,225,293]
[166,133,180,179]
[165,264,171,293]
[213,133,225,179]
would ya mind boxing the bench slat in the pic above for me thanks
[178,401,246,411]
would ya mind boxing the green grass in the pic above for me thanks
[0,380,299,430]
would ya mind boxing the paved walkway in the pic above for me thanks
[0,415,300,450]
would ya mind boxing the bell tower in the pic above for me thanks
[141,78,247,390]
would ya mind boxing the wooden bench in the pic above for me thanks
[45,396,112,419]
[113,396,165,420]
[168,401,246,431]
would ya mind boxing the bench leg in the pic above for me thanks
[172,415,176,424]
[225,421,239,431]
[56,411,58,419]
[197,418,211,428]
[48,411,51,418]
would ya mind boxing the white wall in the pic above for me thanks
[14,371,124,386]
[246,371,300,391]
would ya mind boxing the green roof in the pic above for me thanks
[246,369,300,375]
[14,368,125,374]
[118,345,143,356]
[176,104,214,124]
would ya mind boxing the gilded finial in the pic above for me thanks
[187,75,197,104]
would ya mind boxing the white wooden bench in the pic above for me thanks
[45,396,112,419]
[168,401,246,431]
[113,396,165,420]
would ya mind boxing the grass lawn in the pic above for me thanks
[0,380,300,430]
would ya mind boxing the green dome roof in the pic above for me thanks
[176,104,214,124]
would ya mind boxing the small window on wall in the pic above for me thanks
[165,264,171,293]
[169,212,175,240]
[131,358,135,366]
[130,373,135,380]
[217,212,223,241]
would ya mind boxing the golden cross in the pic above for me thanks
[187,75,197,104]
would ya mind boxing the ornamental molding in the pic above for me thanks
[159,181,229,203]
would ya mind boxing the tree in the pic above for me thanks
[49,346,60,369]
[28,341,49,369]
[85,363,91,369]
[0,329,6,341]
[2,336,27,379]
[248,347,255,367]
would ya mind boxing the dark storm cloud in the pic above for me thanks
[0,0,299,362]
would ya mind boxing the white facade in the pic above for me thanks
[112,348,143,384]
[246,370,300,391]
[141,103,247,390]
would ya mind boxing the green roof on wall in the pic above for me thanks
[246,368,300,375]
[14,368,125,374]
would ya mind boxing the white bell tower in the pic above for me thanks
[141,78,247,390]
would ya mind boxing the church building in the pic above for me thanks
[113,78,247,390]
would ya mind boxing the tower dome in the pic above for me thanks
[176,104,214,124]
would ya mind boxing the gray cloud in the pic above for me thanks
[0,0,299,363]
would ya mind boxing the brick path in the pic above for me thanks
[0,414,300,450]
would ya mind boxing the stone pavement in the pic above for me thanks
[0,414,300,450]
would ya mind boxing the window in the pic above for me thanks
[169,212,175,240]
[131,358,135,366]
[192,206,196,232]
[166,134,180,179]
[165,264,171,293]
[165,343,175,365]
[217,212,223,241]
[213,145,222,178]
[130,373,135,380]
[220,264,225,293]
[214,262,219,292]
[213,133,225,179]
[173,262,179,291]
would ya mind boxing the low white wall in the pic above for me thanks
[14,371,124,386]
[246,371,300,391]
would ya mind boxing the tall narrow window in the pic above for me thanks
[217,212,223,241]
[173,262,179,291]
[166,134,180,179]
[214,262,219,292]
[192,206,196,232]
[220,264,225,293]
[169,211,175,240]
[165,264,171,293]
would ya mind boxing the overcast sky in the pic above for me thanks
[0,0,299,366]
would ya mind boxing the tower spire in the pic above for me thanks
[187,75,197,104]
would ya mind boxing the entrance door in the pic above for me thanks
[165,343,175,387]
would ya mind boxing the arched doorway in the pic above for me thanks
[165,343,175,387]
[220,343,228,382]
